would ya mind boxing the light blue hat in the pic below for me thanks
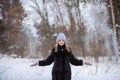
[56,33,67,43]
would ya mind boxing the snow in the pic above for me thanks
[0,56,120,80]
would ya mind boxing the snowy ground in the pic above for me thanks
[0,56,120,80]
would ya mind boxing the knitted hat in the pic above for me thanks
[56,33,67,43]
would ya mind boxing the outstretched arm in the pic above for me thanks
[31,48,54,67]
[69,48,92,66]
[69,49,83,66]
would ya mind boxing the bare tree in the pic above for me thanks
[0,0,27,57]
[0,0,10,26]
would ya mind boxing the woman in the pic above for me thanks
[31,32,92,80]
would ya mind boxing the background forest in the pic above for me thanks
[0,0,120,62]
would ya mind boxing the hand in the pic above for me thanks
[30,63,38,67]
[84,62,92,66]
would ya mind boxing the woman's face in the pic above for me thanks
[58,40,65,46]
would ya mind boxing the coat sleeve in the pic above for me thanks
[69,48,83,66]
[39,48,54,66]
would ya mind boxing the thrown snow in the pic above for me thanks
[0,56,120,80]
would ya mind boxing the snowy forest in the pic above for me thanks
[0,0,120,80]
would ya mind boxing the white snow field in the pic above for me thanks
[0,56,120,80]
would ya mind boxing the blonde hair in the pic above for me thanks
[55,42,70,53]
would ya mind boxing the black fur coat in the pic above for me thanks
[39,45,83,80]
